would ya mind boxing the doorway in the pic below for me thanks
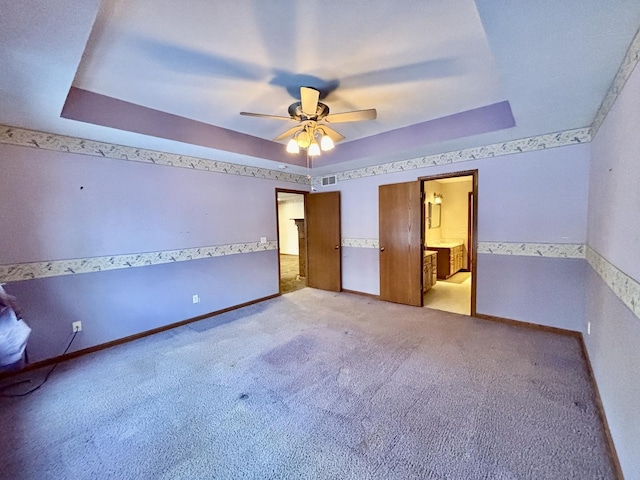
[276,190,307,294]
[421,171,477,315]
[276,189,342,294]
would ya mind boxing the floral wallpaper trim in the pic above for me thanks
[0,241,278,283]
[0,125,309,185]
[312,128,591,184]
[341,240,585,258]
[477,242,585,259]
[591,26,640,136]
[586,246,640,321]
[341,238,380,248]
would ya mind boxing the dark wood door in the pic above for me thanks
[379,181,423,306]
[306,191,341,292]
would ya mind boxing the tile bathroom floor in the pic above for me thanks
[424,271,472,315]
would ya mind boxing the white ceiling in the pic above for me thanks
[1,1,640,176]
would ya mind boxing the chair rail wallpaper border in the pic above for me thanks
[586,246,640,321]
[0,125,310,185]
[342,239,586,258]
[0,241,278,283]
[477,242,586,259]
[341,238,380,248]
[339,240,638,321]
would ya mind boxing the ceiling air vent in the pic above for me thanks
[321,175,337,187]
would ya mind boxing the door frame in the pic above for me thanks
[275,188,309,295]
[419,170,478,316]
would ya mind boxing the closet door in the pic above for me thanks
[379,181,423,306]
[306,191,341,292]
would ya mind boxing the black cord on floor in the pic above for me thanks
[1,331,78,398]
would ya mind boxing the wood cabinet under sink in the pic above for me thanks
[423,250,437,293]
[426,242,466,279]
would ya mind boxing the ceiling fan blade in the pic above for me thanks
[339,58,462,88]
[273,125,304,142]
[240,112,293,121]
[317,124,345,143]
[324,108,377,123]
[300,87,320,116]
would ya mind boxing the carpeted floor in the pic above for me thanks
[280,254,306,294]
[0,289,615,479]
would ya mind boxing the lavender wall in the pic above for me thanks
[0,144,283,263]
[477,145,589,244]
[341,247,379,295]
[8,253,278,363]
[476,255,586,331]
[0,143,306,363]
[586,60,640,477]
[327,143,590,331]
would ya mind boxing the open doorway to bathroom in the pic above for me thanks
[276,189,307,294]
[421,171,477,315]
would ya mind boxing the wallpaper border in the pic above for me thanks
[340,240,638,320]
[476,242,585,259]
[591,25,640,136]
[2,240,585,282]
[586,246,640,321]
[0,241,278,283]
[312,128,591,184]
[6,242,637,322]
[0,125,310,185]
[342,238,380,248]
[342,240,586,258]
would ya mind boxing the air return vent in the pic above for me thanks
[320,175,337,187]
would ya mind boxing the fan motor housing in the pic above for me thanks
[288,102,330,121]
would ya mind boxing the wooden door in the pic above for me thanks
[379,181,423,306]
[467,191,474,271]
[306,191,341,291]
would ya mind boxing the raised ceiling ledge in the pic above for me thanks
[61,87,307,167]
[314,100,516,168]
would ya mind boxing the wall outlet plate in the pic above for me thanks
[72,321,82,332]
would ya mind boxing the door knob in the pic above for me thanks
[335,245,340,250]
[380,247,385,252]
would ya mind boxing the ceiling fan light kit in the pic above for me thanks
[308,141,321,156]
[320,132,335,151]
[286,138,300,154]
[240,86,376,156]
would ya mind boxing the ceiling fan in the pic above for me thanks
[240,86,377,155]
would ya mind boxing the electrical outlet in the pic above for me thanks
[72,321,82,332]
[260,237,267,244]
[192,294,200,304]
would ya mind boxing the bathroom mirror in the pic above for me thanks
[428,202,441,229]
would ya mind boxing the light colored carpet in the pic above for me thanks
[0,289,614,479]
[279,254,306,294]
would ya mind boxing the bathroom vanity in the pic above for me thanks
[426,241,466,279]
[423,250,438,293]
